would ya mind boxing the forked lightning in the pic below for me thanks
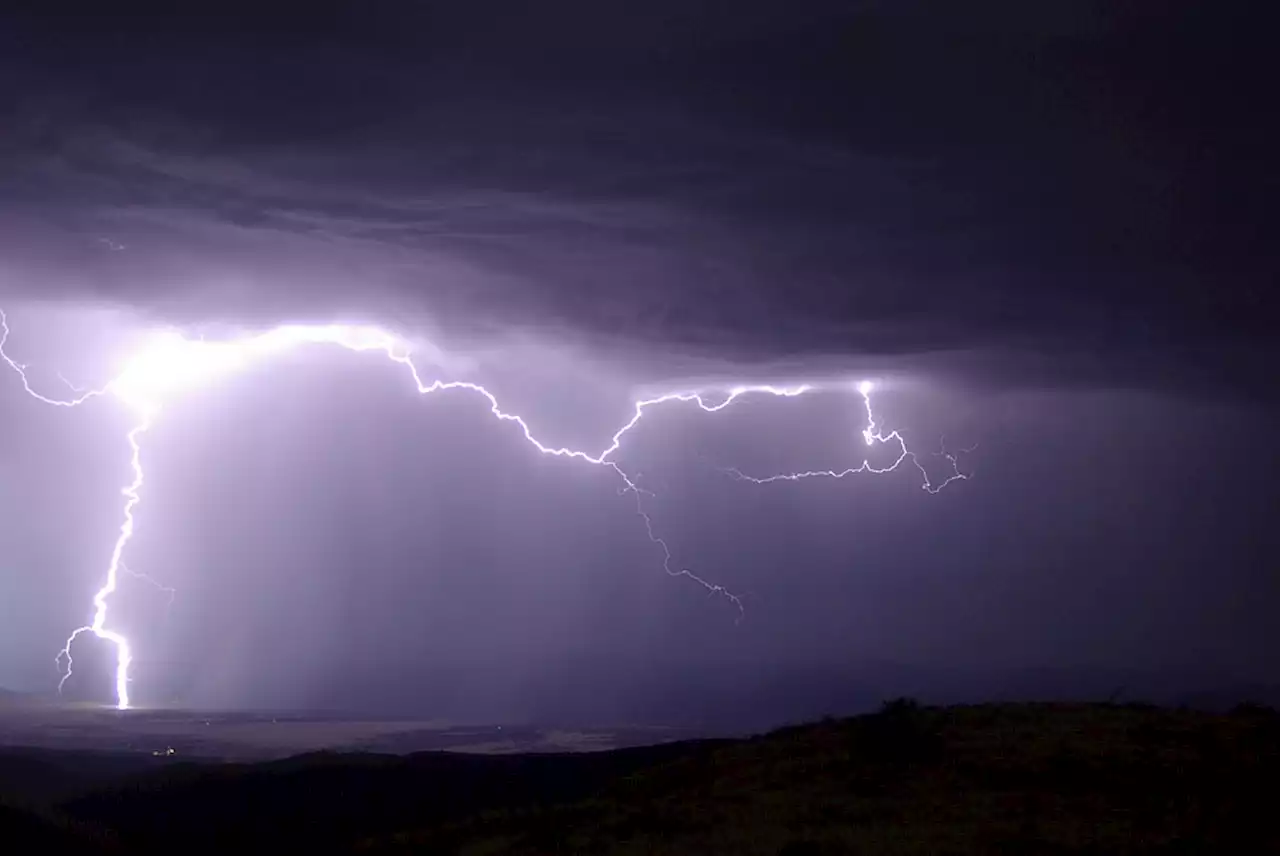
[1,309,969,709]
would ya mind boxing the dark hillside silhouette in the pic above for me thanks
[3,702,1277,854]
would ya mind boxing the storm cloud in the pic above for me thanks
[1,1,1276,720]
[2,0,1273,394]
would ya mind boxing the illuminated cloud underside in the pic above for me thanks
[1,309,969,710]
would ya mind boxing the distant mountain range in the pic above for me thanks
[0,688,45,705]
[7,666,1277,730]
[510,662,1280,732]
[0,689,62,710]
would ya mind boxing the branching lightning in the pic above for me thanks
[52,417,150,706]
[1,309,969,710]
[722,379,975,493]
[118,562,178,610]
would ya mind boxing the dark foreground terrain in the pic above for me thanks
[3,701,1278,854]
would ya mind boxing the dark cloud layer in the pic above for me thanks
[2,0,1274,395]
[2,2,1278,719]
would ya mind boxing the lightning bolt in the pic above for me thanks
[119,561,178,612]
[1,309,969,710]
[51,417,149,705]
[722,378,974,493]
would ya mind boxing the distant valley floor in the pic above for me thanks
[0,703,701,760]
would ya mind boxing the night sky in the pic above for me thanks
[1,1,1276,727]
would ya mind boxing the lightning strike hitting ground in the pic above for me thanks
[1,309,969,710]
